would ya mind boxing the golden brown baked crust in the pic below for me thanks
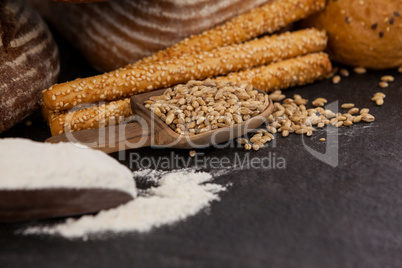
[303,0,402,69]
[219,52,332,92]
[28,0,272,71]
[48,53,331,135]
[136,0,326,65]
[49,99,132,136]
[42,29,327,111]
[0,0,59,133]
[29,0,325,72]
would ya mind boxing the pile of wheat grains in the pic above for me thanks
[145,79,269,135]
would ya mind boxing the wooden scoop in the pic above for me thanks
[46,88,274,153]
[0,188,133,222]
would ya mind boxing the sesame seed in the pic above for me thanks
[320,138,326,141]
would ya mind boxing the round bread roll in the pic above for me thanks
[28,0,271,72]
[303,0,402,69]
[0,0,59,133]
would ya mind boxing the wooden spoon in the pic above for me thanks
[0,188,133,222]
[46,88,274,153]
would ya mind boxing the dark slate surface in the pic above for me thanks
[0,29,401,268]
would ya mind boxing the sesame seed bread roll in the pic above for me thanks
[302,0,402,69]
[136,0,326,65]
[49,99,132,136]
[49,53,331,135]
[0,0,59,133]
[218,52,332,92]
[43,28,327,111]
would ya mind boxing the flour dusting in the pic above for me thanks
[24,170,226,239]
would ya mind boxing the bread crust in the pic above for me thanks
[42,29,327,111]
[219,52,332,92]
[136,0,326,65]
[49,99,132,136]
[29,0,325,72]
[48,53,331,135]
[303,0,402,69]
[0,0,59,133]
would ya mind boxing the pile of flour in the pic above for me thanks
[0,138,136,196]
[24,169,226,239]
[0,138,227,239]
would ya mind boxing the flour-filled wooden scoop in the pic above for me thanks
[46,82,274,153]
[0,139,136,222]
[0,188,134,222]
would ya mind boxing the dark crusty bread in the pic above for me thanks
[28,0,272,72]
[303,0,402,69]
[0,0,59,133]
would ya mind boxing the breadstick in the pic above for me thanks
[49,53,331,135]
[43,28,327,111]
[217,52,332,92]
[49,98,132,136]
[134,0,326,65]
[41,104,52,123]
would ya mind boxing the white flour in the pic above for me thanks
[0,138,136,197]
[24,169,226,239]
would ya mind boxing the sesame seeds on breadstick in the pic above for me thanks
[49,98,132,136]
[135,0,326,65]
[43,28,327,111]
[48,53,331,135]
[217,52,332,92]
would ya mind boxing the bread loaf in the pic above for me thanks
[26,0,327,72]
[303,0,402,69]
[0,0,59,133]
[28,0,272,71]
